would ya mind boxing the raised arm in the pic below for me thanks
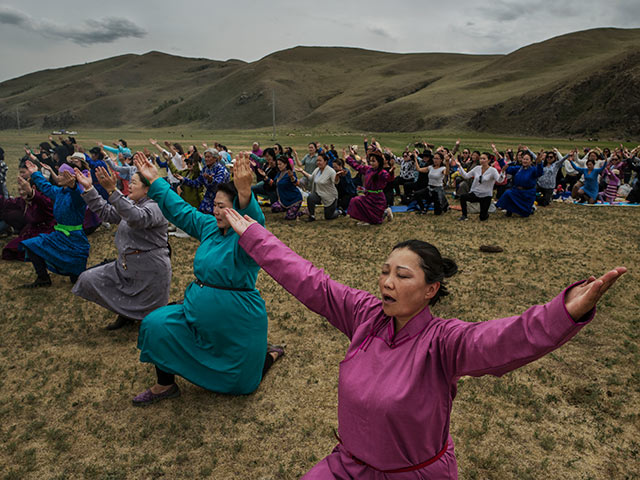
[346,155,369,175]
[230,213,381,339]
[26,161,61,201]
[134,152,216,240]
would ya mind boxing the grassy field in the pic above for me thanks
[0,129,639,479]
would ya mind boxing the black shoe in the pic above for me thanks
[307,215,316,222]
[105,315,134,330]
[20,276,52,289]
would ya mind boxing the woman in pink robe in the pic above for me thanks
[225,208,625,479]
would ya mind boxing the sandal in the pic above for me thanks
[267,343,286,361]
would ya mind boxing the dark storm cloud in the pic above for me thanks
[0,5,146,45]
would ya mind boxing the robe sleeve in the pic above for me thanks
[81,187,122,224]
[30,171,61,201]
[109,191,165,229]
[438,282,595,380]
[238,222,379,339]
[346,156,369,175]
[148,177,217,241]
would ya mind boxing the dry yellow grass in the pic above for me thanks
[0,129,639,479]
[1,199,638,479]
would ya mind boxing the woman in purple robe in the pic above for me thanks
[346,150,394,225]
[224,207,626,480]
[1,174,54,261]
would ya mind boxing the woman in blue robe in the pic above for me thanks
[271,156,303,220]
[20,161,89,287]
[131,152,282,406]
[570,157,607,204]
[496,152,544,217]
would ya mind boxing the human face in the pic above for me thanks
[277,159,287,172]
[462,150,470,158]
[433,155,443,167]
[471,152,479,162]
[522,154,532,167]
[379,248,439,328]
[316,156,327,170]
[213,191,234,230]
[586,159,595,170]
[368,156,380,169]
[19,168,30,180]
[204,152,216,167]
[479,154,489,166]
[129,174,149,202]
[308,143,316,155]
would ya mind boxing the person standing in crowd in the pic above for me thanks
[296,152,340,222]
[130,152,283,405]
[20,161,89,287]
[294,143,319,189]
[223,206,626,479]
[72,165,171,330]
[413,151,450,215]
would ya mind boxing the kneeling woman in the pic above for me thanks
[72,166,171,330]
[346,150,394,225]
[131,152,281,405]
[496,152,543,217]
[20,161,89,287]
[225,207,625,479]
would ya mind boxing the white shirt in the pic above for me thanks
[458,165,504,197]
[428,166,446,187]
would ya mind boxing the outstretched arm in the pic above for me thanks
[227,209,380,339]
[440,267,626,380]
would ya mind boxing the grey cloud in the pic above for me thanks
[0,5,146,45]
[368,25,393,39]
[478,0,581,22]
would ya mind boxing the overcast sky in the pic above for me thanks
[1,0,639,82]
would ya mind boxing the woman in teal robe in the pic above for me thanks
[132,152,280,406]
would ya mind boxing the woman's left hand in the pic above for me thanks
[233,152,253,195]
[95,166,117,192]
[564,267,627,320]
[224,208,257,236]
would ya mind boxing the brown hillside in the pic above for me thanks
[1,28,639,135]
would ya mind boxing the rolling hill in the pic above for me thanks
[1,27,639,136]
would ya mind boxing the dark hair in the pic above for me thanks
[134,172,150,187]
[263,147,276,161]
[274,143,283,154]
[216,182,238,202]
[334,158,345,168]
[472,150,481,157]
[277,155,293,171]
[119,139,128,148]
[0,146,3,161]
[173,143,184,155]
[317,152,328,163]
[39,142,52,152]
[190,151,202,165]
[392,240,458,305]
[368,151,384,181]
[89,146,104,159]
[433,151,445,162]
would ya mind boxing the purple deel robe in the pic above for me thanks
[346,156,393,224]
[238,223,594,479]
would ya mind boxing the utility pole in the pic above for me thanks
[271,89,276,141]
[16,107,20,131]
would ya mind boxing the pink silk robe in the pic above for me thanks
[239,223,594,479]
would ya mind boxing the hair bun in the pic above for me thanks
[441,258,458,278]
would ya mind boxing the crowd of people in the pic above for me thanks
[0,133,632,478]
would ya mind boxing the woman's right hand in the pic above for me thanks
[224,208,257,236]
[74,168,93,190]
[24,160,39,175]
[133,152,160,184]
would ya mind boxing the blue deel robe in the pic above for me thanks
[496,164,544,217]
[21,172,89,276]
